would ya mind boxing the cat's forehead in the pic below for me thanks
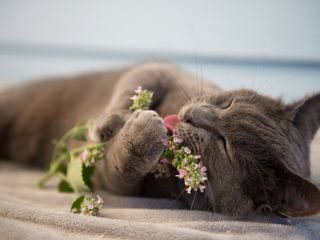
[209,89,270,101]
[195,89,284,111]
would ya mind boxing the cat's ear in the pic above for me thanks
[286,93,320,141]
[273,167,320,217]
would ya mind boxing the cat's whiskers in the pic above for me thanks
[169,186,187,209]
[152,62,191,104]
[196,70,204,99]
[250,65,264,93]
[260,79,290,98]
[191,70,199,100]
[205,179,215,211]
[245,153,270,204]
[190,189,198,210]
[170,74,192,104]
[190,34,204,99]
[200,61,204,98]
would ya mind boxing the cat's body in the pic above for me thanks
[0,62,213,166]
[0,62,319,217]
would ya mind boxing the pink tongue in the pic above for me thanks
[163,115,180,134]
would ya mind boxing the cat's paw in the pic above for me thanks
[119,110,167,162]
[89,110,130,142]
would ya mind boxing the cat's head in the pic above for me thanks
[177,89,320,217]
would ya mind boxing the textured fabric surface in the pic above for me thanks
[0,131,319,240]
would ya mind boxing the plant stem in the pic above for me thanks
[37,154,68,188]
[57,172,69,183]
[70,143,104,155]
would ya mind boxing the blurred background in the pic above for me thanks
[0,0,320,102]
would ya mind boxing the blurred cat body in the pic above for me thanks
[0,62,319,217]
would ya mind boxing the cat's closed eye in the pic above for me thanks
[211,97,233,110]
[220,99,233,109]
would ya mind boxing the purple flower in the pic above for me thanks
[159,158,168,165]
[130,95,139,101]
[176,169,187,179]
[200,166,207,173]
[157,125,208,194]
[161,138,168,147]
[79,150,90,163]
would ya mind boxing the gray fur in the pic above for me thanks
[0,62,319,217]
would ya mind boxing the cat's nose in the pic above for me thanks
[179,103,218,130]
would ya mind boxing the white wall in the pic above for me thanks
[0,0,320,101]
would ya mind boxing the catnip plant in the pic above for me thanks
[38,86,207,216]
[131,86,207,194]
[38,120,105,216]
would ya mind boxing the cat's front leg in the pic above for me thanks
[100,110,167,195]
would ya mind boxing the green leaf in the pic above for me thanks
[38,119,96,190]
[52,140,68,157]
[37,154,69,188]
[68,122,92,142]
[50,140,68,167]
[57,162,67,175]
[70,195,85,213]
[66,156,89,193]
[47,154,69,177]
[70,125,87,141]
[82,166,95,191]
[58,180,74,192]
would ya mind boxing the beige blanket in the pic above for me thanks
[0,132,320,240]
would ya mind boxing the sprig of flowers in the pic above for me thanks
[79,145,105,167]
[161,136,207,194]
[129,86,207,194]
[71,195,104,216]
[38,120,105,216]
[130,86,154,111]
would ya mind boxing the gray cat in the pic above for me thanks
[0,62,319,217]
